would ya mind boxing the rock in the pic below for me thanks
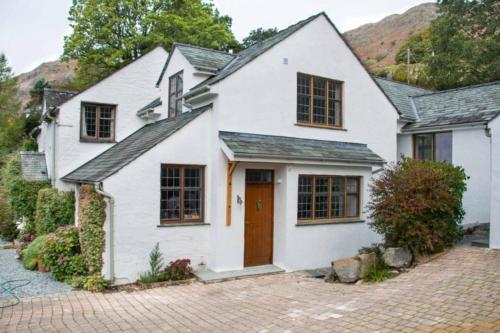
[324,271,336,283]
[332,257,361,283]
[358,253,378,278]
[383,247,412,268]
[389,270,400,275]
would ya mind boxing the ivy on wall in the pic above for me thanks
[35,188,75,236]
[78,184,106,274]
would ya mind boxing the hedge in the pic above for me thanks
[1,153,50,235]
[35,188,75,236]
[0,190,17,240]
[78,185,106,274]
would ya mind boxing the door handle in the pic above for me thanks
[256,200,262,210]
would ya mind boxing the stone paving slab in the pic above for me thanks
[0,245,499,332]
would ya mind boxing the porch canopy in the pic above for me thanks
[219,131,385,166]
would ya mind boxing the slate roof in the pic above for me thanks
[63,104,212,183]
[136,97,162,116]
[156,44,235,86]
[43,88,78,110]
[404,81,500,130]
[373,77,432,121]
[219,131,385,165]
[187,13,323,94]
[20,151,48,181]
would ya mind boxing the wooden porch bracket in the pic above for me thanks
[226,161,238,226]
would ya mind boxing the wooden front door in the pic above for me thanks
[244,170,274,267]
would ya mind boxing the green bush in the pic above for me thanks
[139,243,166,283]
[21,235,47,270]
[40,226,87,281]
[35,188,75,236]
[78,185,106,274]
[82,274,110,292]
[368,158,467,255]
[0,191,17,240]
[1,153,50,235]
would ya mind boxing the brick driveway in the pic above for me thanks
[1,246,499,332]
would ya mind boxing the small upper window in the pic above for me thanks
[168,71,183,118]
[414,132,452,163]
[81,103,116,142]
[297,73,343,128]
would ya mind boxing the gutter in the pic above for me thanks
[402,121,488,133]
[94,182,115,283]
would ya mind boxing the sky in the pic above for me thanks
[0,0,431,75]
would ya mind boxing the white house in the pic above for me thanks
[375,78,500,248]
[36,12,500,284]
[38,46,168,190]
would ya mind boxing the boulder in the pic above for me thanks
[332,257,361,283]
[324,271,336,283]
[383,247,412,268]
[358,253,378,278]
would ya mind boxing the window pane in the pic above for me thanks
[98,106,113,138]
[331,176,345,217]
[297,176,312,219]
[313,78,326,124]
[415,134,433,160]
[346,178,359,217]
[435,132,452,163]
[246,170,273,183]
[184,189,201,220]
[297,74,310,123]
[83,105,96,137]
[346,195,358,217]
[314,177,329,218]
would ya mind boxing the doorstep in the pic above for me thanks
[194,264,284,284]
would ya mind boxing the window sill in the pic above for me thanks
[295,123,347,131]
[80,138,116,144]
[296,219,365,226]
[157,223,210,228]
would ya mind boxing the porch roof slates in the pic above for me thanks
[219,131,385,165]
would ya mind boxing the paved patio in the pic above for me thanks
[1,245,499,332]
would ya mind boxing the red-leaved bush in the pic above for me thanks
[165,259,192,281]
[368,158,467,255]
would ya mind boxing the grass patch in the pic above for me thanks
[362,264,397,283]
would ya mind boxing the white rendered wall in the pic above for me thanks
[453,127,491,225]
[214,15,399,165]
[54,47,167,189]
[280,164,380,270]
[102,111,212,283]
[489,117,500,249]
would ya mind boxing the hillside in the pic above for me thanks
[14,2,438,107]
[15,59,77,107]
[344,2,438,71]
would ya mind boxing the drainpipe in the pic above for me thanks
[46,109,57,187]
[94,182,114,282]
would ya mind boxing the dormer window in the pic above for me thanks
[168,71,183,118]
[80,103,116,142]
[297,73,343,129]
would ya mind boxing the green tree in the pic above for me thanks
[395,29,432,65]
[426,0,500,90]
[27,79,50,112]
[0,54,24,160]
[63,0,240,89]
[241,27,279,48]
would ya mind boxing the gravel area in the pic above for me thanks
[0,248,72,303]
[0,238,10,248]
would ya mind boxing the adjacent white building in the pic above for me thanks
[36,12,500,284]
